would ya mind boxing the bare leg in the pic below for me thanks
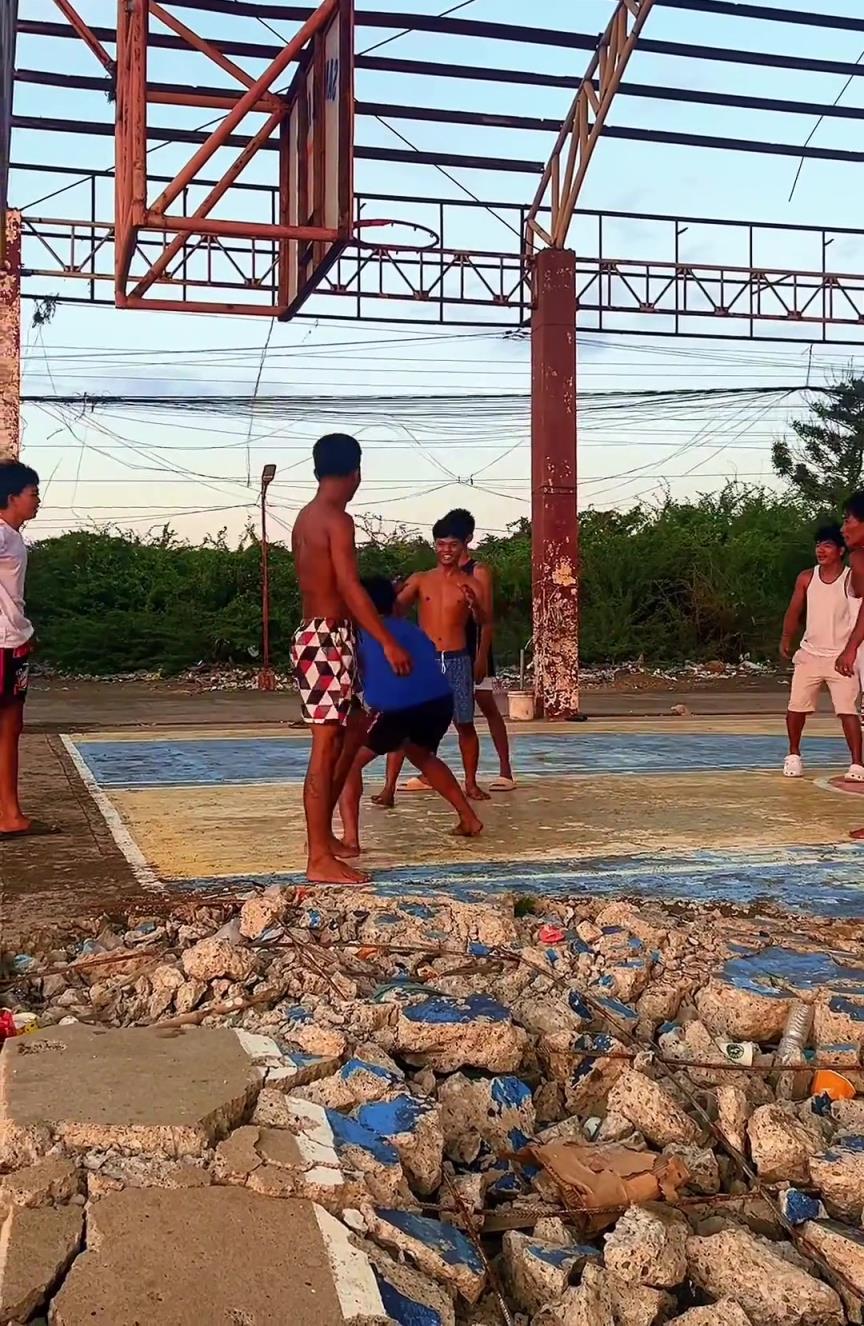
[373,750,406,807]
[456,722,490,800]
[405,743,482,836]
[329,712,368,856]
[0,702,29,834]
[786,711,806,755]
[338,748,378,854]
[840,713,864,767]
[304,724,370,885]
[476,689,513,781]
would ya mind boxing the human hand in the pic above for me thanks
[383,637,412,676]
[474,656,488,685]
[460,582,479,613]
[779,636,794,660]
[835,644,858,677]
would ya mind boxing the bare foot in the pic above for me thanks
[372,790,395,808]
[306,854,372,886]
[465,784,491,801]
[0,814,32,835]
[330,836,363,859]
[452,816,483,837]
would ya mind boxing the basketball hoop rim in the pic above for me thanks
[353,218,440,252]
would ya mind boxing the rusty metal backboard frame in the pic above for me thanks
[112,0,353,317]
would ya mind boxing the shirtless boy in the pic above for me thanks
[842,491,864,701]
[390,513,489,801]
[291,434,411,885]
[0,462,40,837]
[374,508,514,805]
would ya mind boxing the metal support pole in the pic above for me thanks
[531,247,579,719]
[0,210,21,461]
[258,462,277,691]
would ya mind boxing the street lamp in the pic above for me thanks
[258,463,277,691]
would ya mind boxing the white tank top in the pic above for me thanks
[800,565,858,658]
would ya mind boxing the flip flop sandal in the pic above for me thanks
[0,822,62,841]
[845,765,864,783]
[489,777,517,791]
[401,777,433,791]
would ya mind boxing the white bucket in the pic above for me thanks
[508,690,536,722]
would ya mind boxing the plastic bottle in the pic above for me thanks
[774,1000,813,1101]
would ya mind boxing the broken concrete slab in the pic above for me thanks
[541,1263,614,1326]
[501,1231,598,1314]
[0,1158,81,1212]
[696,976,791,1043]
[605,1272,675,1326]
[810,1134,864,1220]
[49,1188,389,1325]
[801,1220,864,1324]
[180,934,258,983]
[606,1070,700,1148]
[602,1205,687,1288]
[366,1243,456,1326]
[437,1073,535,1165]
[393,995,528,1074]
[360,1208,486,1303]
[747,1103,827,1184]
[0,1204,83,1324]
[355,1095,444,1196]
[716,1083,752,1155]
[673,1307,752,1326]
[297,1059,402,1112]
[0,1025,259,1159]
[686,1227,844,1326]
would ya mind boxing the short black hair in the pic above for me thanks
[442,508,475,542]
[362,575,396,616]
[432,512,469,542]
[845,491,864,522]
[0,461,39,508]
[815,522,845,550]
[313,433,361,480]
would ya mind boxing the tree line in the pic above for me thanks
[25,377,864,676]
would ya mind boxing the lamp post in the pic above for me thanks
[258,463,277,691]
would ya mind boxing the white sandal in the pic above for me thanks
[846,764,864,783]
[783,755,803,778]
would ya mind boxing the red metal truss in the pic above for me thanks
[109,0,352,316]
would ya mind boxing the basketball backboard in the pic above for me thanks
[112,0,354,319]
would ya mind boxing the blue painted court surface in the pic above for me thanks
[75,731,850,789]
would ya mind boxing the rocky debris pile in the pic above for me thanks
[3,890,864,1323]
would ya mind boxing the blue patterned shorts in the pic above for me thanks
[440,650,475,725]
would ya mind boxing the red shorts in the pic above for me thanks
[0,643,31,706]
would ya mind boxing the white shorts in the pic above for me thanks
[789,649,860,715]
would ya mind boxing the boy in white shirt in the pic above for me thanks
[0,461,40,836]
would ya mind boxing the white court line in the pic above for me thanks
[60,735,164,894]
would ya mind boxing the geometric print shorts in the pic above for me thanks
[291,618,358,725]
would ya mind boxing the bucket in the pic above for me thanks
[508,690,536,722]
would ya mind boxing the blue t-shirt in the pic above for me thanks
[359,618,452,712]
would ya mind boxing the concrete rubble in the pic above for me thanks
[3,889,864,1322]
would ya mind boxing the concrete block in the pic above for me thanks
[716,1083,752,1155]
[180,934,258,983]
[437,1073,535,1164]
[367,1244,456,1326]
[697,977,790,1042]
[542,1263,614,1326]
[298,1059,402,1111]
[0,1204,83,1324]
[606,1070,699,1148]
[673,1307,752,1326]
[0,1025,259,1159]
[801,1220,864,1324]
[356,1095,444,1196]
[49,1187,390,1325]
[239,887,288,939]
[686,1227,844,1326]
[212,1125,262,1183]
[265,1050,344,1091]
[661,1144,719,1195]
[0,1159,81,1211]
[747,1103,826,1184]
[394,995,527,1073]
[603,1205,687,1288]
[778,1188,826,1225]
[251,1092,406,1208]
[556,1033,627,1114]
[501,1231,599,1313]
[810,1135,864,1220]
[605,1272,675,1326]
[234,1028,284,1070]
[363,1208,486,1303]
[814,994,864,1047]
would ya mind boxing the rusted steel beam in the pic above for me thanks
[52,0,114,74]
[526,0,656,253]
[531,249,579,720]
[147,1,282,111]
[0,211,21,461]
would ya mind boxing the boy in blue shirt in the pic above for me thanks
[338,576,484,853]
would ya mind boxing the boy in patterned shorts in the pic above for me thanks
[291,434,411,884]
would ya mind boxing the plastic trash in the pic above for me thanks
[774,1000,814,1101]
[0,1010,17,1043]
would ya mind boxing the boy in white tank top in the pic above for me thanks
[780,523,864,781]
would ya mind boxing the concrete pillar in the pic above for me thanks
[531,248,579,719]
[0,210,21,461]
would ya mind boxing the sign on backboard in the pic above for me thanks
[281,0,354,319]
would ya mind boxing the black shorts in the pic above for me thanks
[0,644,31,707]
[364,694,453,757]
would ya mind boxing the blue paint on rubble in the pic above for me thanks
[490,1077,533,1111]
[325,1110,401,1167]
[402,994,510,1025]
[374,1210,485,1274]
[358,1095,433,1140]
[340,1059,399,1084]
[375,1275,443,1326]
[723,948,864,997]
